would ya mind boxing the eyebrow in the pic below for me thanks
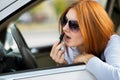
[65,16,78,21]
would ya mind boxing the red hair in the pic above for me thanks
[59,0,115,57]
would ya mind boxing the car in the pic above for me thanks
[0,0,120,80]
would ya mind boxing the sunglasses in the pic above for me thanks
[60,15,79,32]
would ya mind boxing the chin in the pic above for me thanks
[65,43,76,47]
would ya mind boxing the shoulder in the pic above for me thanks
[107,34,120,47]
[110,34,120,40]
[104,34,120,57]
[103,34,120,67]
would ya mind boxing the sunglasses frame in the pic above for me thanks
[60,15,80,32]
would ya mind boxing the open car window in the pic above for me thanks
[2,0,81,74]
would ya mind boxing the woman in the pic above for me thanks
[50,0,120,80]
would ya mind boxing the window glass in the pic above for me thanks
[14,0,77,69]
[1,0,113,75]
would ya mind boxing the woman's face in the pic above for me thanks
[63,8,84,48]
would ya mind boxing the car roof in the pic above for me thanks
[0,0,44,31]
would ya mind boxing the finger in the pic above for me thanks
[55,50,64,62]
[52,41,60,50]
[56,50,64,59]
[53,43,63,56]
[50,49,64,63]
[73,58,78,64]
[59,53,66,64]
[73,54,85,64]
[73,55,81,64]
[50,41,64,63]
[50,41,59,57]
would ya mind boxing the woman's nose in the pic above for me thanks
[63,23,70,32]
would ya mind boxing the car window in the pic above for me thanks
[2,0,78,73]
[14,0,109,69]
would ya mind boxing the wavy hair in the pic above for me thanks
[59,0,115,57]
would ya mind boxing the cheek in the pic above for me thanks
[73,35,84,46]
[72,32,84,45]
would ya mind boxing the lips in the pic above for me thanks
[64,33,71,38]
[64,34,71,42]
[66,35,71,39]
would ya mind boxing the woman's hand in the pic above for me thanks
[50,41,68,65]
[73,52,94,64]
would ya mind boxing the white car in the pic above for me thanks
[0,0,119,80]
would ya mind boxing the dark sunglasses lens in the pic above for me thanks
[61,16,67,27]
[69,21,79,31]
